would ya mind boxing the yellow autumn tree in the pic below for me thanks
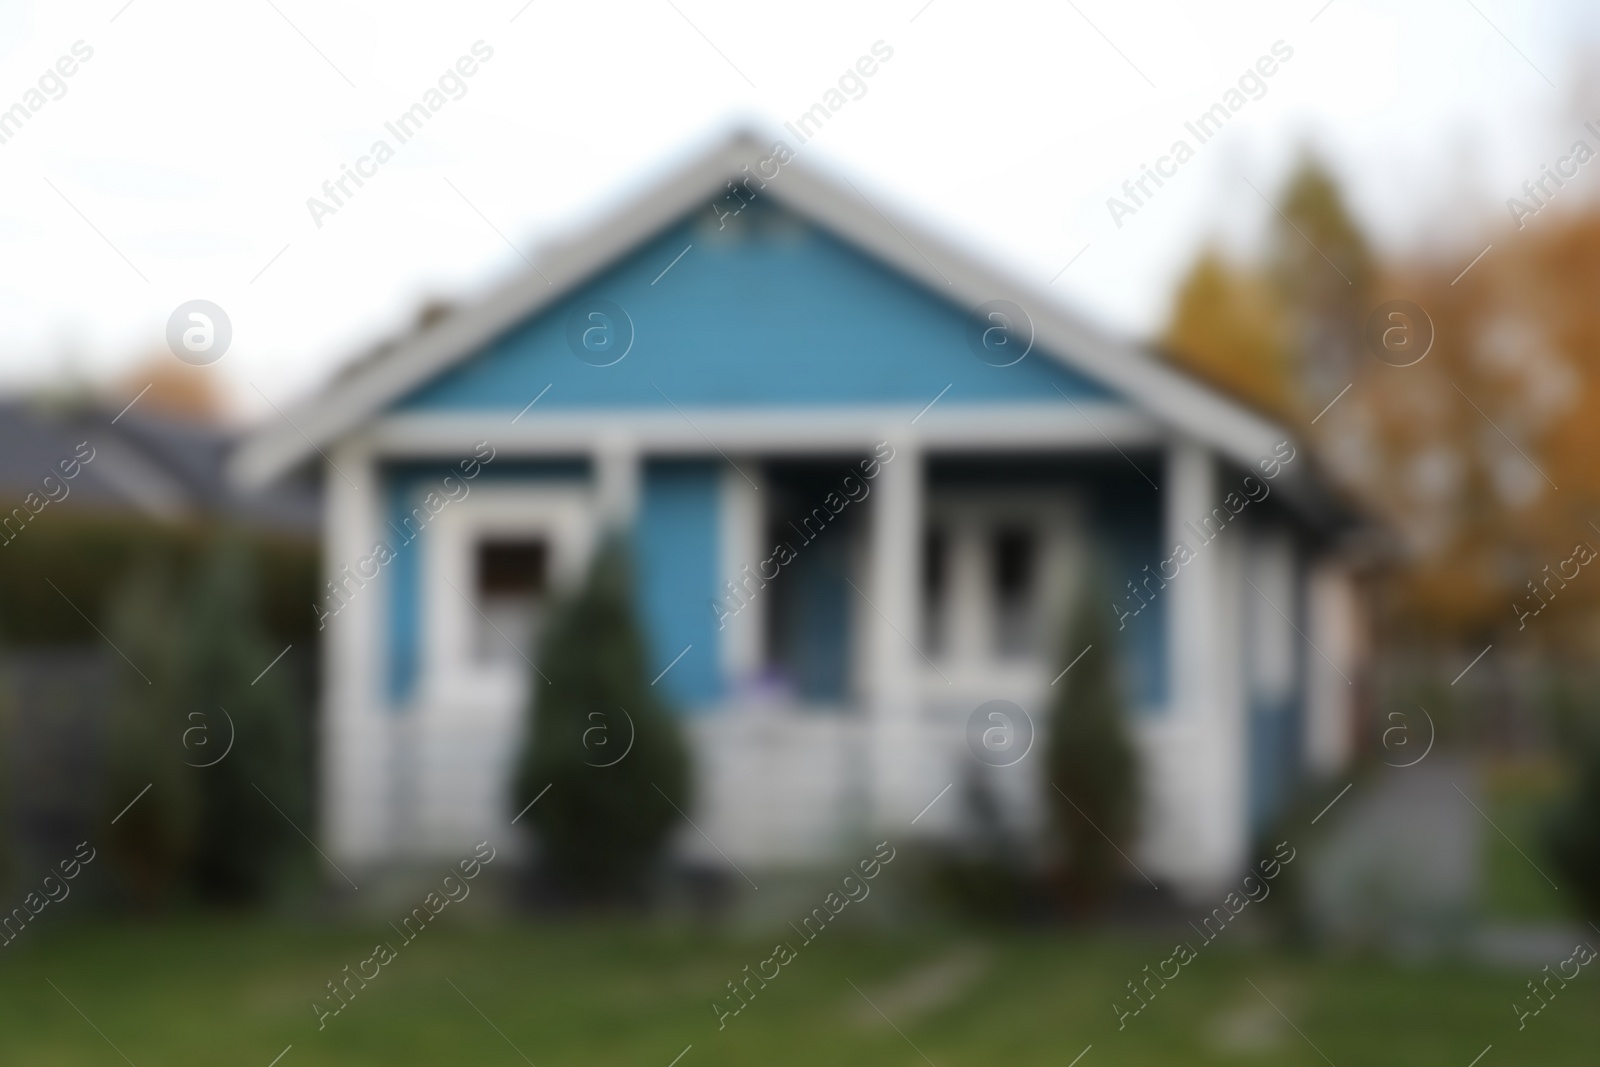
[1369,211,1600,650]
[1161,246,1298,424]
[110,352,229,423]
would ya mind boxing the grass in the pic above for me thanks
[0,915,1596,1065]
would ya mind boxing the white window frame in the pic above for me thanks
[922,489,1084,698]
[419,484,597,719]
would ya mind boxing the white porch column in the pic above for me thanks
[1162,438,1246,890]
[594,433,640,530]
[718,460,765,688]
[322,439,389,867]
[868,436,924,829]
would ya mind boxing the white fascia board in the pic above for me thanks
[232,129,1296,490]
[363,402,1165,459]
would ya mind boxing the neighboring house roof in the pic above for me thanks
[0,399,319,534]
[232,128,1318,510]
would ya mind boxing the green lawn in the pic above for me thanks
[0,917,1593,1065]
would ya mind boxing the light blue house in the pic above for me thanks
[236,131,1363,896]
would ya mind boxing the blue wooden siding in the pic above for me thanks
[381,460,589,707]
[1097,487,1169,712]
[635,460,723,709]
[395,202,1116,413]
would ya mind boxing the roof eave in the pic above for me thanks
[232,127,1302,495]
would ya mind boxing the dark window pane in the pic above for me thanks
[924,525,947,656]
[475,539,549,664]
[477,540,547,596]
[991,525,1036,657]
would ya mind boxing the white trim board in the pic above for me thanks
[358,402,1166,458]
[232,128,1300,492]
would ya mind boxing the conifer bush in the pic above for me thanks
[1549,742,1600,921]
[102,560,198,909]
[1044,570,1140,912]
[514,535,690,903]
[0,626,12,893]
[183,537,307,903]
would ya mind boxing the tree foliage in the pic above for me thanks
[97,538,309,909]
[1045,571,1139,912]
[183,537,307,903]
[102,559,198,909]
[1163,246,1297,423]
[0,623,12,892]
[1549,742,1600,921]
[1163,150,1600,653]
[514,535,690,903]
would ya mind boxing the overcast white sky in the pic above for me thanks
[1,0,1597,421]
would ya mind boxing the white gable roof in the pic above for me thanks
[233,128,1300,490]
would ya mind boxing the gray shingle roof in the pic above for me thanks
[0,398,319,535]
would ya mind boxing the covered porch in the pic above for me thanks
[317,403,1326,895]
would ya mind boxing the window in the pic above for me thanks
[991,525,1037,658]
[474,539,548,666]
